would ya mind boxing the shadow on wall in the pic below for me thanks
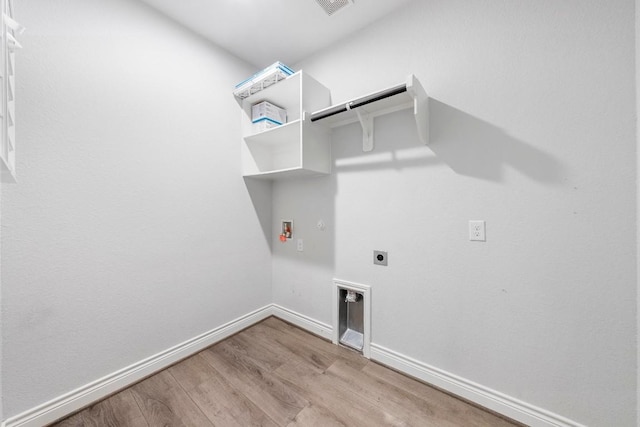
[429,99,564,184]
[331,106,439,172]
[244,98,565,254]
[333,98,564,185]
[243,177,273,249]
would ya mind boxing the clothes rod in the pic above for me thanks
[310,83,408,122]
[308,74,429,149]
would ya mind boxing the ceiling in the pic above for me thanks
[139,0,415,68]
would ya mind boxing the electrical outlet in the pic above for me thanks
[373,250,388,266]
[297,239,304,252]
[469,220,486,241]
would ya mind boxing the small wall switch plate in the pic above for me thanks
[373,250,388,266]
[469,220,486,241]
[297,239,304,252]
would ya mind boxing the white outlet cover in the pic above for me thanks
[469,220,486,241]
[297,238,304,252]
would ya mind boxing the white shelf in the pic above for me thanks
[241,167,331,180]
[310,74,429,151]
[244,119,301,146]
[239,71,332,179]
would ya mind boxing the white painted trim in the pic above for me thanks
[370,343,585,427]
[2,305,274,427]
[2,305,585,427]
[332,278,371,358]
[271,304,333,340]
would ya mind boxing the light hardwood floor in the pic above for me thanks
[51,317,522,426]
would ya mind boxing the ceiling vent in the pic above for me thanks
[315,0,354,16]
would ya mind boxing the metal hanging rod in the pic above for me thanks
[308,75,429,151]
[310,83,408,123]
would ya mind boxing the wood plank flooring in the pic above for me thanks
[50,317,522,426]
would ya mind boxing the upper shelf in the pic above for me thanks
[309,74,428,151]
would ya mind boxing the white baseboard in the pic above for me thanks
[370,343,585,427]
[2,305,583,427]
[2,305,274,427]
[271,304,333,341]
[269,307,583,426]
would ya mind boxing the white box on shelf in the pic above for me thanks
[252,101,287,125]
[233,62,295,99]
[252,119,280,133]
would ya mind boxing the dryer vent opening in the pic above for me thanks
[339,288,364,351]
[333,279,371,358]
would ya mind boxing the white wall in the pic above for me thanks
[0,160,3,422]
[636,1,640,425]
[1,0,636,424]
[1,0,272,418]
[273,0,637,425]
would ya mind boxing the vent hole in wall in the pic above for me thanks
[315,0,352,16]
[333,279,371,358]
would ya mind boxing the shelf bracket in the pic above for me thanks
[405,74,429,145]
[309,74,429,149]
[350,104,374,152]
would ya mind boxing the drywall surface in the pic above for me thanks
[273,0,637,425]
[637,1,640,425]
[1,0,272,417]
[0,181,3,423]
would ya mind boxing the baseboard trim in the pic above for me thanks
[271,304,333,341]
[273,307,582,427]
[2,306,584,427]
[2,305,274,427]
[370,343,585,427]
